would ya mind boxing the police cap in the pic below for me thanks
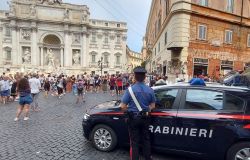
[133,66,147,74]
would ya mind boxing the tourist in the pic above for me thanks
[102,76,108,93]
[57,76,64,99]
[76,79,85,104]
[44,78,50,98]
[89,76,94,92]
[14,78,32,121]
[116,75,123,95]
[10,78,18,102]
[29,74,41,111]
[66,77,73,93]
[109,75,116,96]
[0,76,10,104]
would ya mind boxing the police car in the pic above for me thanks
[82,83,250,160]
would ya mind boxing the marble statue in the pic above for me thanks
[30,4,36,16]
[22,48,31,64]
[7,2,16,16]
[73,51,80,65]
[64,8,69,20]
[46,49,55,67]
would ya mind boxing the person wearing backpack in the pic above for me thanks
[76,79,85,104]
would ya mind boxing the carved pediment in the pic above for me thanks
[38,0,63,5]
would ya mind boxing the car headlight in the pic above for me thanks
[83,113,90,120]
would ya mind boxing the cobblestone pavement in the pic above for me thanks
[0,92,191,160]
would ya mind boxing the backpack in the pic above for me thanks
[77,81,84,90]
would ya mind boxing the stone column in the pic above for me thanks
[60,47,64,67]
[40,47,44,67]
[11,22,17,65]
[16,28,21,65]
[64,31,70,67]
[81,33,87,67]
[31,27,38,65]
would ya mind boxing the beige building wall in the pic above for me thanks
[145,0,250,82]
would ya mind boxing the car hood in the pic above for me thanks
[87,100,122,115]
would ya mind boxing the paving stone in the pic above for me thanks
[0,92,188,160]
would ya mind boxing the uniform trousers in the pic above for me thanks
[127,116,152,160]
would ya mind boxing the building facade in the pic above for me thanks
[0,0,127,75]
[126,46,143,73]
[145,0,250,82]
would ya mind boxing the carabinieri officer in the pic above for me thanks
[120,67,156,160]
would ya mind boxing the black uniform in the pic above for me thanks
[121,67,156,160]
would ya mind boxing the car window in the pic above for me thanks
[224,93,244,111]
[185,89,223,110]
[155,89,178,109]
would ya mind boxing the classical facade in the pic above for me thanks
[144,0,250,82]
[126,46,143,73]
[0,0,127,75]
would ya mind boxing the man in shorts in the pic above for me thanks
[29,74,41,111]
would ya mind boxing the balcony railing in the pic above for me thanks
[89,62,98,67]
[3,60,12,65]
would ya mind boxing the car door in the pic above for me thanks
[150,88,182,149]
[176,88,245,158]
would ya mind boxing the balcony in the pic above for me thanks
[3,60,12,65]
[115,64,122,68]
[102,44,110,49]
[89,62,98,67]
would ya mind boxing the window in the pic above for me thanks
[6,50,11,60]
[164,32,168,45]
[105,22,108,26]
[158,13,161,32]
[154,48,156,56]
[104,55,108,63]
[158,42,160,52]
[198,25,207,40]
[91,55,96,63]
[225,30,233,44]
[117,35,121,43]
[247,34,250,47]
[226,0,234,13]
[224,93,244,111]
[116,56,121,64]
[155,21,157,38]
[5,27,11,36]
[165,0,170,15]
[184,90,223,110]
[155,89,178,109]
[199,0,208,6]
[91,33,96,42]
[117,24,120,27]
[104,34,108,43]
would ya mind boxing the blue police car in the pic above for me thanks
[82,83,250,160]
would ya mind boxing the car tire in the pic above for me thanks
[90,124,117,152]
[227,142,250,160]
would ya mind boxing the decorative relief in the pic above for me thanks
[73,33,80,44]
[38,0,62,5]
[21,29,31,41]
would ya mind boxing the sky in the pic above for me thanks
[0,0,152,53]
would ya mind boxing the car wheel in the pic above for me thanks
[90,124,117,152]
[227,142,250,160]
